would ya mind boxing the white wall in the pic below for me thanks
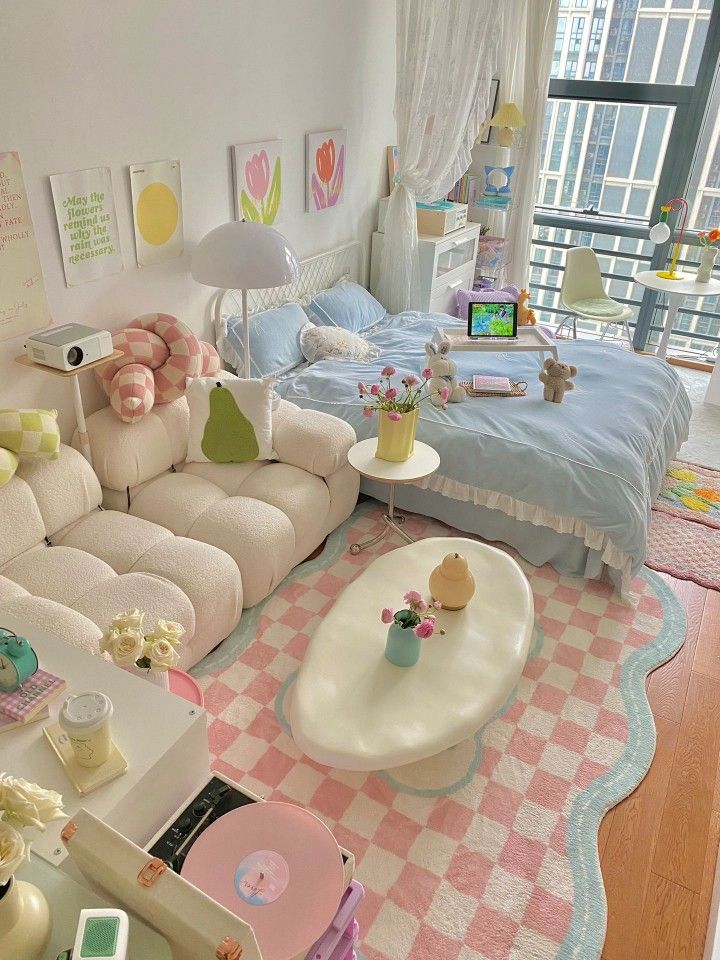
[1,0,396,436]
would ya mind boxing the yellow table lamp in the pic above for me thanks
[649,197,688,281]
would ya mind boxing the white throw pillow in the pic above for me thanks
[300,326,381,364]
[186,376,275,464]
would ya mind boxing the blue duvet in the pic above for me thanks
[277,313,691,580]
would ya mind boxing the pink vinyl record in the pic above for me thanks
[181,801,344,960]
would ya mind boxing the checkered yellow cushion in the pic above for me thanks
[0,447,18,488]
[0,408,60,461]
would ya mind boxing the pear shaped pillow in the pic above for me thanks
[186,376,275,464]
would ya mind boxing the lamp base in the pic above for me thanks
[656,269,685,280]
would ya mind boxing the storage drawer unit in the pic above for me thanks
[370,223,481,316]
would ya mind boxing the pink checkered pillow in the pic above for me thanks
[97,313,221,423]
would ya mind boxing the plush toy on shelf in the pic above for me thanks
[424,341,465,406]
[517,289,537,326]
[539,358,577,403]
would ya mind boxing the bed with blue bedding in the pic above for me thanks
[274,311,691,592]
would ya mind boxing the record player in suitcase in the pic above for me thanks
[62,772,363,960]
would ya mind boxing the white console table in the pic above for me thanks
[1,614,209,868]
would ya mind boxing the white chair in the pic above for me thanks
[556,246,635,348]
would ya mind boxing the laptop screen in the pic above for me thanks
[467,302,518,338]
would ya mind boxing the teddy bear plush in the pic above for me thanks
[425,341,465,406]
[539,358,577,403]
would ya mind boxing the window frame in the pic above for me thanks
[536,2,720,350]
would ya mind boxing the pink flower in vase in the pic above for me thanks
[245,151,271,201]
[381,608,394,624]
[358,382,369,394]
[414,618,436,639]
[370,384,380,396]
[403,374,419,387]
[385,387,397,400]
[403,590,422,604]
[363,406,374,418]
[422,367,433,380]
[381,366,396,377]
[387,411,402,421]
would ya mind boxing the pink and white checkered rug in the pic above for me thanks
[191,502,685,960]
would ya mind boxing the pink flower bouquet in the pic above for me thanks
[381,590,442,638]
[359,366,450,417]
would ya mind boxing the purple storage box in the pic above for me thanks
[456,284,519,318]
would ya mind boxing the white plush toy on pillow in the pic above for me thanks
[424,341,465,407]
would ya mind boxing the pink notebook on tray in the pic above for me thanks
[0,670,66,723]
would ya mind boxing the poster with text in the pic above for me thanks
[50,166,123,286]
[129,159,184,266]
[0,152,51,341]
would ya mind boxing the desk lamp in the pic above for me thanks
[649,197,689,281]
[488,102,526,147]
[191,222,300,378]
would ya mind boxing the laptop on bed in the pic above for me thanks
[467,302,518,341]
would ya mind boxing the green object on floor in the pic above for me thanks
[201,382,259,463]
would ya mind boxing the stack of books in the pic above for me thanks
[0,669,66,733]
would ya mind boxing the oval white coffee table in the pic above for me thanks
[289,536,534,771]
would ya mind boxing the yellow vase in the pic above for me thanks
[376,409,419,462]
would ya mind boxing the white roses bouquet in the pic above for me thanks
[100,609,184,674]
[0,775,65,886]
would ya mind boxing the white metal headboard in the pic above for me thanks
[214,240,363,368]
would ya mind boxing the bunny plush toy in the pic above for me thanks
[425,340,466,407]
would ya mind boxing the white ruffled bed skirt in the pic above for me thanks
[418,471,635,594]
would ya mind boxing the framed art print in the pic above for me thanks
[232,139,282,224]
[306,129,346,212]
[478,78,500,145]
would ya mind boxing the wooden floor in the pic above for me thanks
[601,575,720,959]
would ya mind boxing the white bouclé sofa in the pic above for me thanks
[0,445,243,667]
[79,394,359,610]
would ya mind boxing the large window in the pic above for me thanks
[531,0,720,359]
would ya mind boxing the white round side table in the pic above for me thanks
[347,438,440,554]
[634,270,720,360]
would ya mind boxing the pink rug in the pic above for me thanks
[192,504,685,960]
[647,460,720,590]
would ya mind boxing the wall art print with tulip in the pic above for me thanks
[306,129,346,211]
[232,139,282,225]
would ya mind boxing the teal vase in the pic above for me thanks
[384,622,421,667]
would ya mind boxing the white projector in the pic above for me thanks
[25,323,114,371]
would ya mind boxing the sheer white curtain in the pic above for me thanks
[376,0,500,314]
[500,0,559,287]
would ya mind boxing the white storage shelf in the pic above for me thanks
[370,223,482,316]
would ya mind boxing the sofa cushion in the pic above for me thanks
[54,509,242,667]
[16,446,102,539]
[71,572,196,645]
[186,377,275,464]
[130,473,297,606]
[0,475,45,567]
[238,463,330,565]
[54,510,174,574]
[1,546,116,607]
[0,595,102,655]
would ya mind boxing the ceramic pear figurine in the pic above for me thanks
[429,553,475,611]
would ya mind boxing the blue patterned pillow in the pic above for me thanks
[306,280,386,334]
[225,302,311,378]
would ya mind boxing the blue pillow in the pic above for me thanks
[307,279,386,334]
[225,302,311,378]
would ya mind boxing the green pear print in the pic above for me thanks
[201,382,260,463]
